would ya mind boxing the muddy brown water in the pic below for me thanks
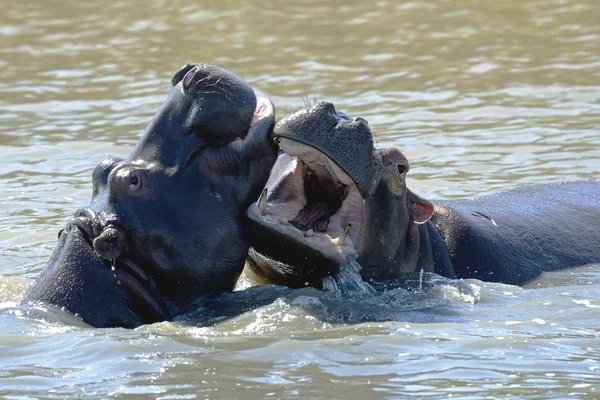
[1,0,599,398]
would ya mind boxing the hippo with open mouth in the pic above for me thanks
[22,63,278,328]
[246,102,600,288]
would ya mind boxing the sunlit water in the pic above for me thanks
[1,0,599,398]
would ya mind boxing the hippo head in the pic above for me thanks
[22,64,278,327]
[246,102,434,288]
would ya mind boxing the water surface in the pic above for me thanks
[1,0,599,398]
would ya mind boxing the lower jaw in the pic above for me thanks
[247,247,328,289]
[247,205,356,288]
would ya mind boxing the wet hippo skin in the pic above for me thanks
[22,64,279,328]
[246,102,600,288]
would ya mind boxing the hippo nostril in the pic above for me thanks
[354,117,369,127]
[336,111,352,122]
[315,102,336,115]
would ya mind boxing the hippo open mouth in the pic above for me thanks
[246,102,384,287]
[248,139,364,268]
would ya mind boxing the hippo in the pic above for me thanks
[22,63,278,328]
[246,102,600,288]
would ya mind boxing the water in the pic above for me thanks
[1,0,599,397]
[322,261,377,294]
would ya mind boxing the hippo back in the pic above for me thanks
[430,181,600,285]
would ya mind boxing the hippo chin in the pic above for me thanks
[246,102,600,289]
[22,63,278,328]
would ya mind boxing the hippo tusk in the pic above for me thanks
[332,224,351,245]
[258,187,268,216]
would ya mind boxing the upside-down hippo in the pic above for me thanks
[22,63,278,327]
[246,102,600,288]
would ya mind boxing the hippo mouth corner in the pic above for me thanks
[247,137,364,273]
[67,211,170,321]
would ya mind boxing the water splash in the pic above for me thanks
[322,260,376,295]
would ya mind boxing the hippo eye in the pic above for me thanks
[111,166,148,197]
[398,164,408,174]
[128,173,142,191]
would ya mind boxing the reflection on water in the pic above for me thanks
[1,0,599,398]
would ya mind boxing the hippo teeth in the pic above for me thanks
[258,187,268,216]
[252,137,363,258]
[332,224,351,245]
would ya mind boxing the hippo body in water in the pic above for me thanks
[246,102,600,288]
[22,64,278,328]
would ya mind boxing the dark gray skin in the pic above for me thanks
[22,63,278,328]
[246,102,600,288]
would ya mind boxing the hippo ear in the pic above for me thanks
[171,63,198,87]
[408,189,434,223]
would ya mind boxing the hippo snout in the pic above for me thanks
[93,224,128,261]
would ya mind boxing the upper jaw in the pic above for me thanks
[272,103,382,199]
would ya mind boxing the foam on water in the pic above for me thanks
[174,269,482,334]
